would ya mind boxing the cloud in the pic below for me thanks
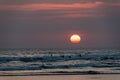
[0,1,119,12]
[0,1,119,20]
[64,13,104,18]
[0,2,104,11]
[44,13,105,19]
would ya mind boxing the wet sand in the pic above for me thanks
[0,74,120,80]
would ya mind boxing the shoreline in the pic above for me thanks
[0,72,120,76]
[0,74,120,80]
[0,68,120,76]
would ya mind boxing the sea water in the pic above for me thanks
[0,48,120,75]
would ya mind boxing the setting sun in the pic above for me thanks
[70,34,81,44]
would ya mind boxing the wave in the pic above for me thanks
[1,70,120,76]
[0,71,101,76]
[0,53,120,63]
[0,49,120,74]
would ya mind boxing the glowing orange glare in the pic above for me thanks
[70,34,81,43]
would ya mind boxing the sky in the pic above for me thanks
[0,0,120,49]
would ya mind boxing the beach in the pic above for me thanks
[0,74,120,80]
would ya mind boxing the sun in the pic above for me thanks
[70,34,81,44]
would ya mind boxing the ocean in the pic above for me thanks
[0,48,120,76]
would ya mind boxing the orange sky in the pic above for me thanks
[0,0,120,48]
